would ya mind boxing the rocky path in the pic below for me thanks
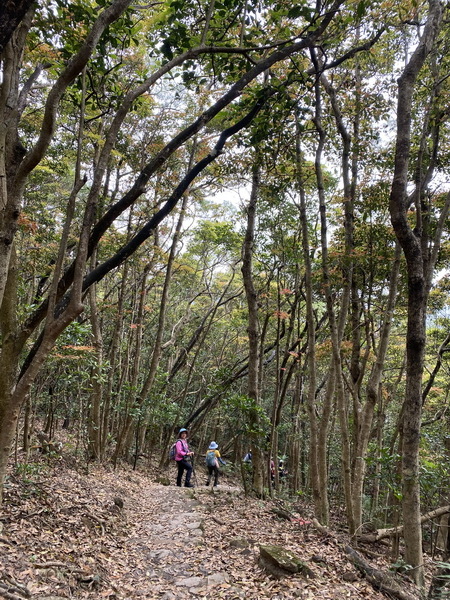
[121,484,237,599]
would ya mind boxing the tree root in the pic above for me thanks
[0,573,31,599]
[344,546,420,600]
[312,518,337,538]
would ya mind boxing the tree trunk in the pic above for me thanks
[388,0,442,585]
[241,161,263,497]
[289,367,304,493]
[0,0,136,501]
[113,181,189,464]
[311,52,355,533]
[0,247,21,502]
[296,120,322,520]
[87,264,103,461]
[0,17,31,310]
[352,244,401,530]
[0,0,35,53]
[22,395,31,457]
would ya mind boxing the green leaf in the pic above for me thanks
[356,0,366,19]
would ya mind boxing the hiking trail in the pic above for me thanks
[1,464,391,600]
[120,483,239,599]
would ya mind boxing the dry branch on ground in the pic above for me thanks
[344,546,420,600]
[358,505,450,543]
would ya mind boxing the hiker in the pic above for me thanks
[205,441,226,487]
[279,459,287,479]
[243,451,252,463]
[175,428,195,488]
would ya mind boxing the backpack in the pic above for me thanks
[206,450,218,468]
[169,443,177,461]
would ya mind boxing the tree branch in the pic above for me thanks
[20,0,345,340]
[344,546,420,600]
[358,505,450,543]
[18,91,271,379]
[13,0,134,191]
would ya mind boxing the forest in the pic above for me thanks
[1,0,450,597]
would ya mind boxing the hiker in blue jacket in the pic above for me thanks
[205,441,226,487]
[243,451,252,463]
[175,428,194,488]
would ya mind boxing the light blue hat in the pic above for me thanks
[209,441,218,450]
[179,428,188,434]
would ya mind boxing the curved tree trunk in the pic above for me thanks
[388,0,443,585]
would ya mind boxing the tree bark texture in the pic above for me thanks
[0,0,35,53]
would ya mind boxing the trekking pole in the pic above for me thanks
[191,455,198,487]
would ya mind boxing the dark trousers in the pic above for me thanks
[176,459,192,486]
[206,465,219,486]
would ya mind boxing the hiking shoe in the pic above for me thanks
[185,483,195,488]
[205,481,210,486]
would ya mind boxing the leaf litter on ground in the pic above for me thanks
[0,455,403,599]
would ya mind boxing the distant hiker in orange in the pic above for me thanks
[205,441,226,487]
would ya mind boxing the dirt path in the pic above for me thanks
[104,474,391,600]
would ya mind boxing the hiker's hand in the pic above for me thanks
[189,452,194,456]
